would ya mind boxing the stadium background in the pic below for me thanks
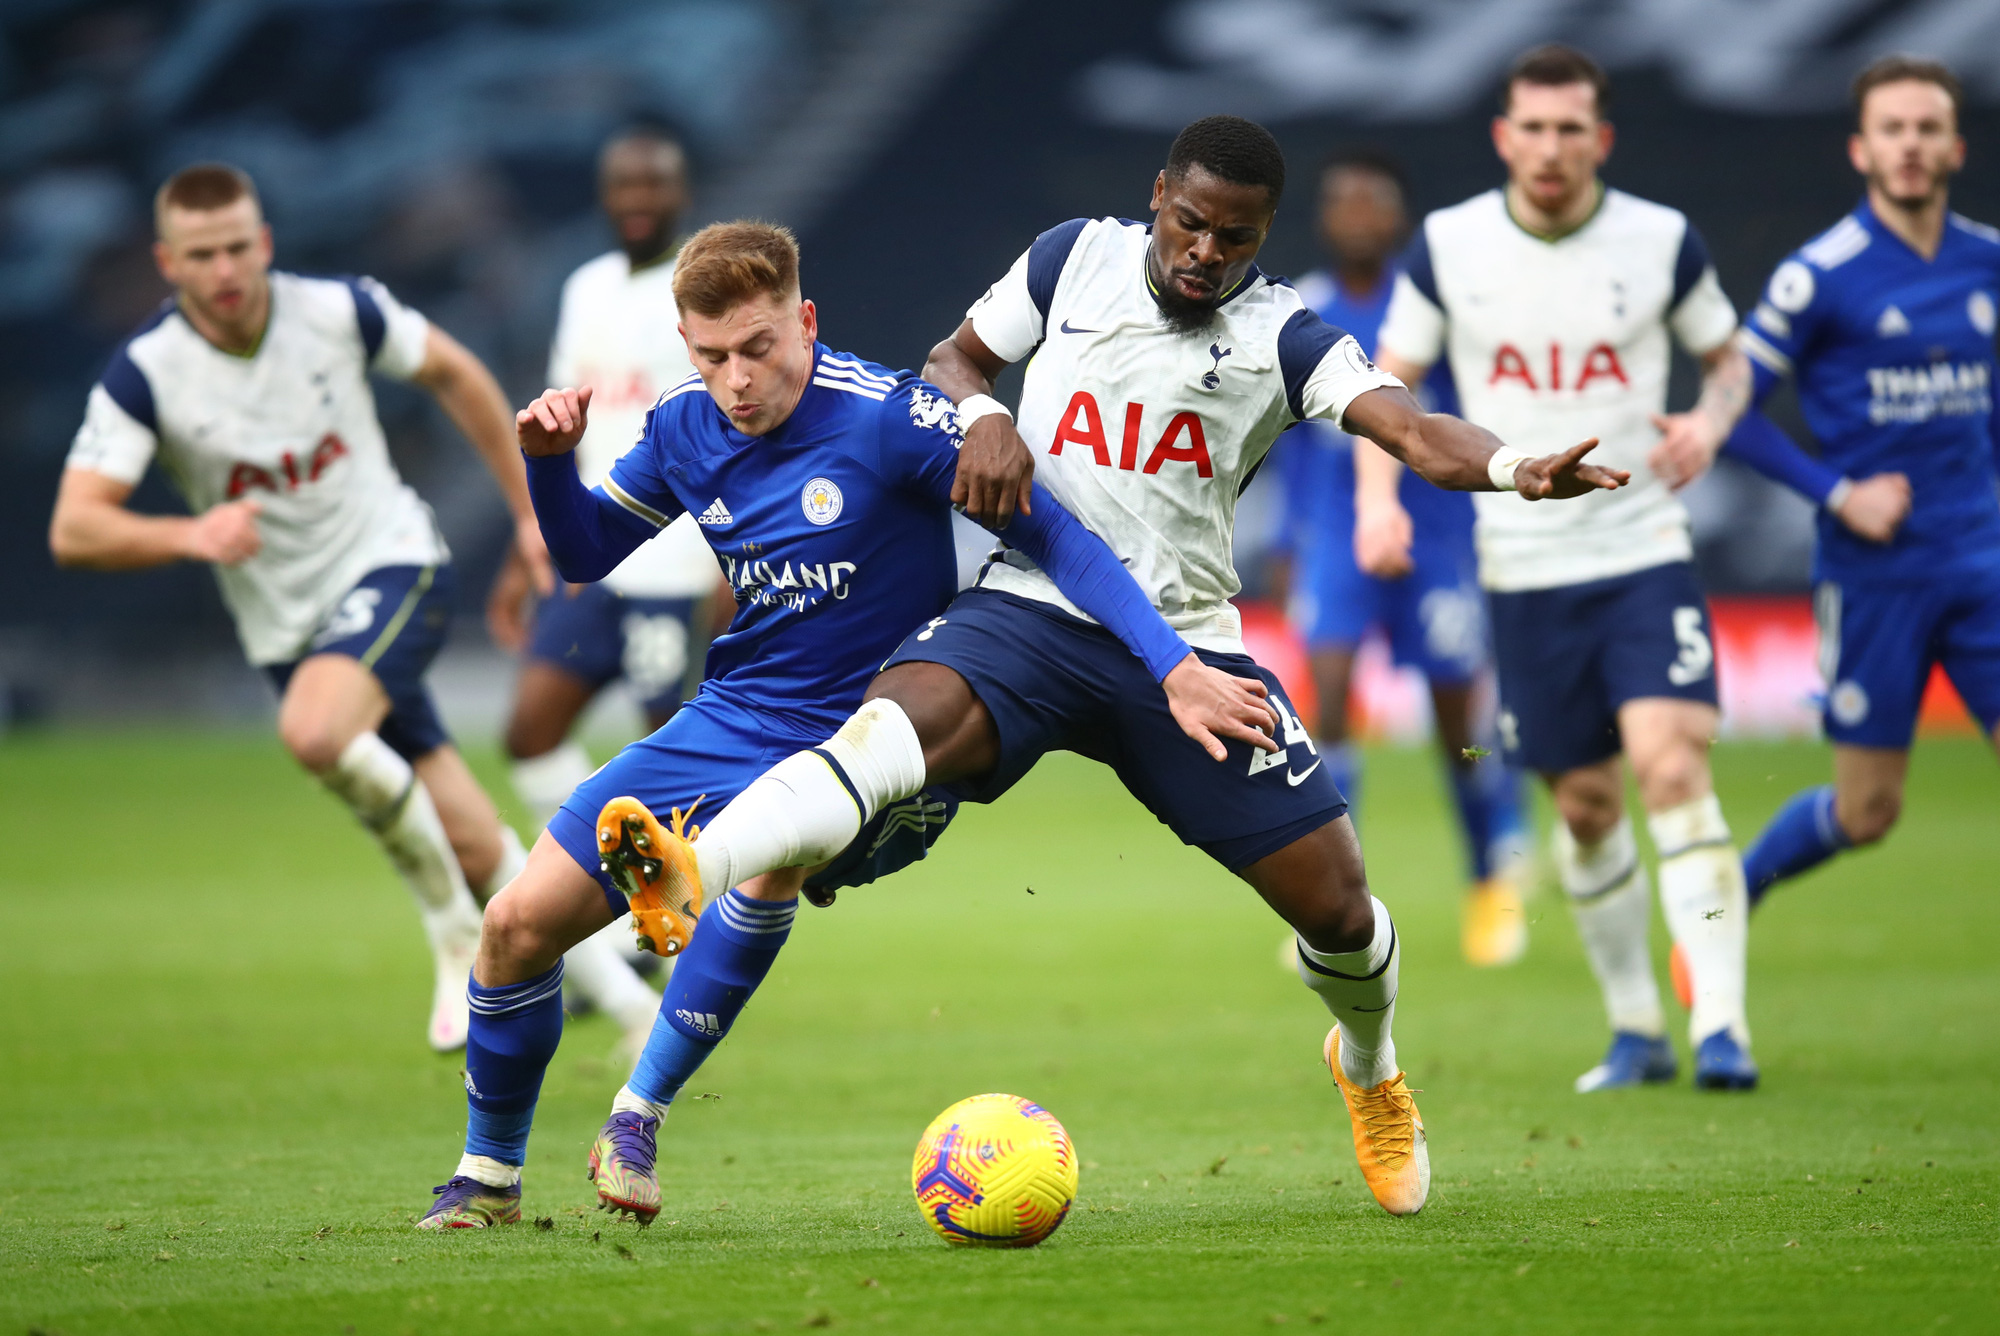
[2,0,1997,738]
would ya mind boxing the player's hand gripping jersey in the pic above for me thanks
[1735,205,2000,580]
[525,345,1191,743]
[65,273,447,664]
[1377,188,1739,591]
[967,217,1402,652]
[548,250,719,598]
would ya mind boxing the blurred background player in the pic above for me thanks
[1275,147,1529,967]
[1368,46,1762,1092]
[1700,58,2000,907]
[50,163,550,1052]
[487,127,726,1040]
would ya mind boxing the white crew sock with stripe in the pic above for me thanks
[1554,815,1664,1039]
[323,732,482,948]
[1649,794,1751,1047]
[691,698,927,899]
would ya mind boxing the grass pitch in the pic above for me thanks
[1,728,1995,1334]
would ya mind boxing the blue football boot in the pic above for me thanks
[1694,1029,1760,1091]
[1574,1031,1678,1092]
[417,1175,521,1229]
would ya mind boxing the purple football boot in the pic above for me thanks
[417,1175,522,1229]
[588,1111,661,1223]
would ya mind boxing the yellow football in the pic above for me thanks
[911,1093,1078,1247]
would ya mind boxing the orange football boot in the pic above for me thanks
[1325,1026,1430,1217]
[596,796,705,957]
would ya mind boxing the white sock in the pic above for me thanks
[611,1085,673,1123]
[1295,896,1400,1088]
[455,1153,520,1188]
[1649,794,1750,1047]
[692,698,927,899]
[563,923,661,1035]
[511,741,595,829]
[323,733,481,948]
[1554,815,1664,1038]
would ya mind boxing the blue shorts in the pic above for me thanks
[1488,561,1719,775]
[882,589,1347,871]
[549,690,960,917]
[528,582,710,719]
[1815,560,2000,747]
[1291,523,1486,683]
[264,564,453,762]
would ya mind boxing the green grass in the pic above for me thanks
[0,728,1995,1335]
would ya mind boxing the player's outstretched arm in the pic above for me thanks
[517,386,659,583]
[414,325,554,595]
[924,321,1035,529]
[1341,383,1629,499]
[49,467,261,570]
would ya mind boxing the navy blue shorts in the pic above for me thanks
[265,564,454,762]
[528,582,710,719]
[1488,561,1719,775]
[1291,523,1487,683]
[549,690,959,918]
[882,589,1347,871]
[1816,559,2000,748]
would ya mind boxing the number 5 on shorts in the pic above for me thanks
[1667,606,1713,687]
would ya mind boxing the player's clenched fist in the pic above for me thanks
[1513,437,1630,500]
[1832,472,1912,544]
[187,498,262,565]
[518,385,594,457]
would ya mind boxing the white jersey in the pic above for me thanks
[549,250,719,598]
[65,271,448,665]
[1377,187,1738,592]
[968,216,1401,653]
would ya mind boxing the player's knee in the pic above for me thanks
[1551,778,1621,845]
[278,713,349,776]
[1838,786,1902,846]
[1634,746,1709,814]
[479,887,554,970]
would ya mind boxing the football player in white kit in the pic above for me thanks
[487,129,725,1047]
[1365,46,1762,1092]
[648,116,1627,1218]
[50,163,571,1052]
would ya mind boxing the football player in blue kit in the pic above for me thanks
[658,118,1626,1218]
[1276,148,1528,967]
[1662,56,2000,907]
[417,221,1279,1228]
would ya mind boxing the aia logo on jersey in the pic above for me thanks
[225,433,349,498]
[1048,391,1212,477]
[1489,342,1627,392]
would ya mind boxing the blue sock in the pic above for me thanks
[1447,753,1528,881]
[627,889,796,1106]
[1323,742,1362,826]
[1742,784,1849,905]
[462,963,566,1166]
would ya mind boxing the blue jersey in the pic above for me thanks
[1737,202,2000,581]
[1276,268,1471,559]
[527,344,1188,744]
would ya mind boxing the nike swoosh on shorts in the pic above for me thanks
[1286,758,1323,787]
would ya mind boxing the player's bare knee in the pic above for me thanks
[277,713,348,776]
[1551,772,1621,844]
[1635,746,1710,815]
[479,887,551,972]
[1838,786,1902,846]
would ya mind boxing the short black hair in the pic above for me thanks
[1319,147,1408,200]
[1165,115,1286,204]
[1502,43,1611,117]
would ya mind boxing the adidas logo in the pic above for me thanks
[696,497,733,526]
[675,1008,723,1037]
[1877,305,1910,337]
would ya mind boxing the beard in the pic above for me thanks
[1871,161,1951,212]
[1153,274,1221,335]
